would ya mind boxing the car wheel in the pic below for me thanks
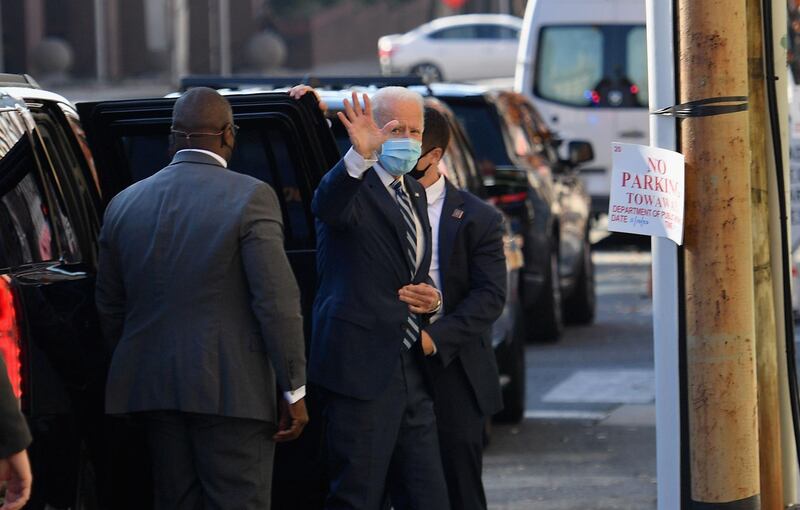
[564,238,595,324]
[494,307,526,424]
[410,63,443,83]
[529,248,564,342]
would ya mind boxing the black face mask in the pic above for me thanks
[409,148,435,181]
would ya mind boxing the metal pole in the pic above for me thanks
[94,0,108,82]
[645,0,680,508]
[219,0,231,76]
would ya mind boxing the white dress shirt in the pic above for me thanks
[178,149,307,403]
[177,148,228,168]
[425,175,447,324]
[343,147,425,271]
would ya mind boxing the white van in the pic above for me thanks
[514,0,648,215]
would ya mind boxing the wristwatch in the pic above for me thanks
[430,295,442,314]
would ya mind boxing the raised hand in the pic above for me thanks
[288,84,328,113]
[337,91,399,159]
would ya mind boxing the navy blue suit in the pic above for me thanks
[426,179,506,510]
[310,159,449,510]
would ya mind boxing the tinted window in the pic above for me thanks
[31,106,104,264]
[535,24,648,108]
[429,25,478,40]
[445,102,512,168]
[113,120,314,248]
[476,24,519,40]
[0,111,60,268]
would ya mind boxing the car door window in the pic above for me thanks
[30,105,104,264]
[0,111,61,269]
[429,25,478,40]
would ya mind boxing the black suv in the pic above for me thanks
[0,74,339,509]
[427,84,595,342]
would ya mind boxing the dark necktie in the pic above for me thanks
[391,179,420,349]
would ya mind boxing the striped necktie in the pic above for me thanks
[391,179,420,349]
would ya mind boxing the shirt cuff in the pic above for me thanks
[343,146,377,179]
[284,385,306,404]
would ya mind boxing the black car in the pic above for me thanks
[0,74,339,509]
[426,84,595,342]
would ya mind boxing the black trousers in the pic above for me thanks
[322,347,450,510]
[433,359,489,510]
[140,411,275,510]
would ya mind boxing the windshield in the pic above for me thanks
[535,24,648,108]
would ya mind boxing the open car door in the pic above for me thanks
[77,92,340,510]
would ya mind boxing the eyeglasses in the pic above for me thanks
[170,123,239,140]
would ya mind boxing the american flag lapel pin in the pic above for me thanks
[452,209,464,219]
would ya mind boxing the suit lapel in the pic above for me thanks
[364,169,409,282]
[439,179,465,296]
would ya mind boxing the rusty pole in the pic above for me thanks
[678,0,761,507]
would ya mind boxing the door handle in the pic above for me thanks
[618,130,645,138]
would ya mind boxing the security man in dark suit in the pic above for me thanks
[0,356,32,510]
[96,87,308,510]
[310,88,450,510]
[410,106,507,510]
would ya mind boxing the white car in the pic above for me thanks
[378,14,523,82]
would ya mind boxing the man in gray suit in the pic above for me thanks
[96,87,308,510]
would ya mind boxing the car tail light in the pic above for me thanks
[488,191,528,206]
[378,39,395,58]
[0,276,22,399]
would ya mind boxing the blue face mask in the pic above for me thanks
[379,138,422,177]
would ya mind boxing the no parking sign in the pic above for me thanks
[607,143,685,245]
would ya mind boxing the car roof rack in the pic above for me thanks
[0,74,40,89]
[180,75,427,92]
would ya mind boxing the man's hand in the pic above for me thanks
[0,450,32,510]
[288,85,328,113]
[273,398,309,443]
[399,283,441,314]
[421,330,436,356]
[338,92,399,159]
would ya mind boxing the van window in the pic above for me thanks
[535,24,647,108]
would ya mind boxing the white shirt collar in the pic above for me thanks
[426,175,446,205]
[177,149,228,168]
[374,162,404,190]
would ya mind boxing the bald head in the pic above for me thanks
[170,87,236,160]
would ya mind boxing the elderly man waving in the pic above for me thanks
[310,87,450,510]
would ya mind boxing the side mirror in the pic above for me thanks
[567,140,594,166]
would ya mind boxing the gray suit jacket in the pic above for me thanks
[96,150,306,424]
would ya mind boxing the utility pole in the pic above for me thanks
[678,0,761,507]
[747,0,783,507]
